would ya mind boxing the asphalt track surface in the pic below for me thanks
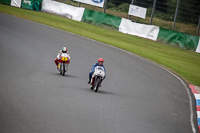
[0,13,198,133]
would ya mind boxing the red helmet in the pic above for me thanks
[98,58,104,63]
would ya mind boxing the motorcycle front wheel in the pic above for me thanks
[62,63,65,76]
[59,63,62,75]
[94,77,100,92]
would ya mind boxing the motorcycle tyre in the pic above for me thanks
[94,78,100,92]
[62,63,65,76]
[59,64,62,75]
[90,86,94,90]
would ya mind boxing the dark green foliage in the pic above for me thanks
[118,3,129,12]
[107,1,116,9]
[109,0,131,5]
[177,0,200,24]
[0,0,11,5]
[108,0,200,24]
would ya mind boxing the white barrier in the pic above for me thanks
[196,39,200,53]
[11,0,21,7]
[119,18,159,41]
[41,0,85,22]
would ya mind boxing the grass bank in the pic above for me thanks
[0,4,200,85]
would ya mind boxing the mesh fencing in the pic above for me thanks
[57,0,200,36]
[108,0,200,36]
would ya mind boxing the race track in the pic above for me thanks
[0,13,197,133]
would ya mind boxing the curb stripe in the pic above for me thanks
[189,85,200,132]
[196,100,200,106]
[190,85,199,94]
[197,106,200,111]
[198,118,200,125]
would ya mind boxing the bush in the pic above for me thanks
[118,3,129,12]
[146,7,174,21]
[107,1,116,9]
[154,11,174,21]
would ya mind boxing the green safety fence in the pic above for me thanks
[21,0,42,11]
[157,28,199,51]
[0,0,11,5]
[81,9,122,30]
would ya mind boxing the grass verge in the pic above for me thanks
[0,4,200,85]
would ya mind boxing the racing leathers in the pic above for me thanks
[54,50,70,68]
[89,63,106,83]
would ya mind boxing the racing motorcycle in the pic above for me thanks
[57,53,70,76]
[90,66,106,92]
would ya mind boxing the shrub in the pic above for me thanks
[118,3,129,12]
[107,1,116,9]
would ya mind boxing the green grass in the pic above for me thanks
[0,4,200,85]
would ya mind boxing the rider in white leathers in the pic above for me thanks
[54,47,70,68]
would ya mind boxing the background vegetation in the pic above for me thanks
[61,0,200,36]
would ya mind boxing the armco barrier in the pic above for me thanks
[21,0,34,10]
[7,0,43,11]
[41,0,85,22]
[11,0,21,7]
[81,9,122,30]
[119,18,159,41]
[157,28,199,51]
[34,0,42,11]
[196,40,200,53]
[21,0,42,11]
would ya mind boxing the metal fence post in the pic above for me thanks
[104,0,107,13]
[196,16,200,36]
[129,0,135,20]
[150,0,157,25]
[78,2,81,7]
[173,0,180,30]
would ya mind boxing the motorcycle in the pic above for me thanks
[90,66,106,92]
[57,53,70,76]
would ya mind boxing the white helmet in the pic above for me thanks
[62,47,67,53]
